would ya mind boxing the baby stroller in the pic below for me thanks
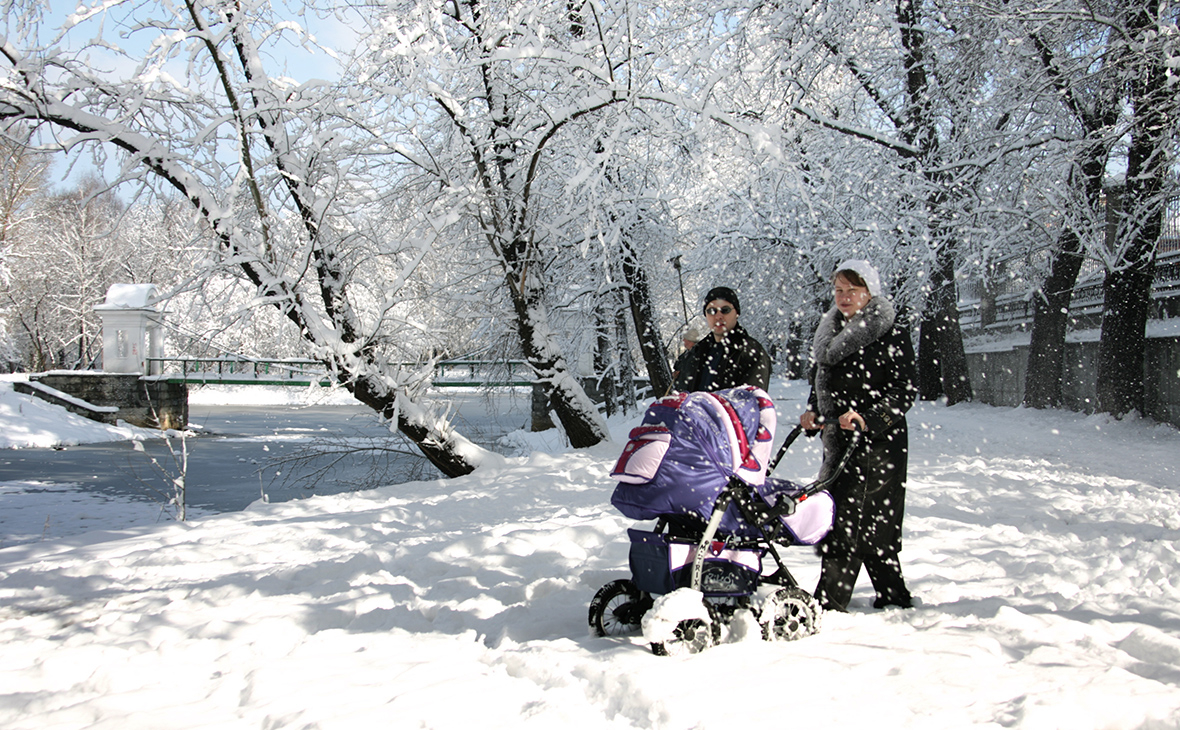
[588,386,862,655]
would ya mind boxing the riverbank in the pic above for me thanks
[0,380,540,545]
[2,378,1179,728]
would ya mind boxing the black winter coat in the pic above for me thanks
[673,324,772,393]
[807,297,917,554]
[808,300,917,443]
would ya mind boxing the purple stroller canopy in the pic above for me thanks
[610,387,776,534]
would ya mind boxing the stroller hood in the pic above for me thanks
[610,387,776,533]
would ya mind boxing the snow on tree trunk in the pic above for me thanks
[1096,2,1175,419]
[506,266,609,447]
[621,235,673,398]
[1024,228,1086,409]
[349,373,485,478]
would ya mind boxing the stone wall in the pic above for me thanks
[30,373,188,429]
[964,336,1180,428]
[13,381,120,425]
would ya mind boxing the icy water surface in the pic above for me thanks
[0,390,531,516]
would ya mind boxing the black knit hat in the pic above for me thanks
[703,286,740,315]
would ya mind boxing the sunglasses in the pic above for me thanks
[706,306,734,316]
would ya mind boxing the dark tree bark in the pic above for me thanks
[916,314,942,400]
[593,299,617,417]
[918,242,973,404]
[614,301,638,412]
[620,236,673,397]
[1022,30,1119,409]
[1096,2,1173,418]
[530,383,555,432]
[1024,227,1086,408]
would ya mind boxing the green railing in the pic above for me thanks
[147,357,332,386]
[146,357,535,387]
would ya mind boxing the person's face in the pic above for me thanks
[705,300,738,339]
[833,273,872,319]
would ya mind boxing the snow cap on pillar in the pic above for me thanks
[834,259,882,298]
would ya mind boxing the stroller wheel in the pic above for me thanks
[650,618,718,656]
[760,587,821,641]
[589,579,650,637]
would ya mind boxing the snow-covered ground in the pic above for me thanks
[2,377,1180,729]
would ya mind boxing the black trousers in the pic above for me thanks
[814,425,911,610]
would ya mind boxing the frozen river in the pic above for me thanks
[0,390,534,517]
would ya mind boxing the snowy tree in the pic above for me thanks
[1096,0,1180,418]
[0,0,731,470]
[0,0,490,475]
[727,0,1022,404]
[0,124,52,366]
[350,0,730,443]
[1,176,126,370]
[981,0,1169,412]
[987,0,1179,416]
[1020,17,1122,410]
[0,123,50,248]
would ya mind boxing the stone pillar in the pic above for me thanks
[94,284,167,374]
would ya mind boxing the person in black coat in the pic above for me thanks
[672,287,772,393]
[800,260,917,612]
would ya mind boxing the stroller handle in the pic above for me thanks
[767,424,804,474]
[685,425,864,592]
[765,424,864,521]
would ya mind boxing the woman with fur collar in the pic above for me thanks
[800,260,918,612]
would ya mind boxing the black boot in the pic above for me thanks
[872,593,913,609]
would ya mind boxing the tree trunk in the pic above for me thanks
[1024,148,1107,408]
[917,316,942,400]
[1024,228,1085,408]
[1022,30,1120,410]
[1096,3,1170,418]
[593,301,616,417]
[620,237,673,397]
[530,383,555,432]
[614,302,638,413]
[896,0,969,406]
[1096,260,1153,417]
[348,373,482,478]
[919,243,973,404]
[504,255,609,447]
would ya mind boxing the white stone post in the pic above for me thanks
[94,284,166,374]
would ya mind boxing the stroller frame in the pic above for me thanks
[590,425,863,655]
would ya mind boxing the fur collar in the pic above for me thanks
[812,296,896,417]
[812,296,896,366]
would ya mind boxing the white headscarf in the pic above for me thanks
[834,259,882,297]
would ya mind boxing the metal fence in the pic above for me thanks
[146,357,538,387]
[147,357,331,385]
[960,245,1180,333]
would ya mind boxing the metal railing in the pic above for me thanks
[147,357,331,385]
[146,357,538,387]
[959,246,1180,333]
[431,360,532,387]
